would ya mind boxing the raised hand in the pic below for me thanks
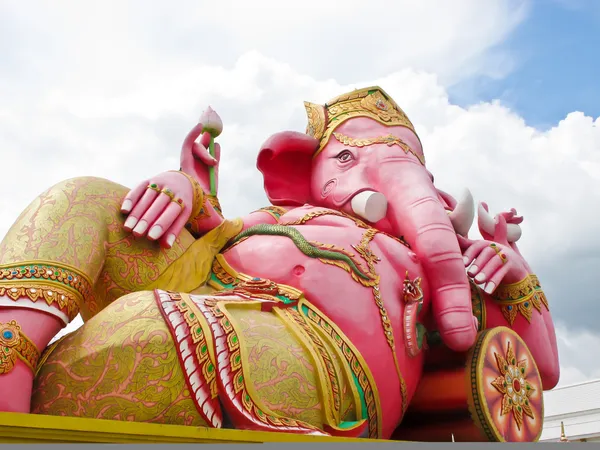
[120,108,224,249]
[457,215,529,294]
[477,202,523,245]
[180,107,223,194]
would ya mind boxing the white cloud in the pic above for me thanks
[1,0,599,394]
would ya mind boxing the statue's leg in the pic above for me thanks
[32,290,209,427]
[0,176,196,413]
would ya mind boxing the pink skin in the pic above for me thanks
[0,307,63,413]
[115,114,558,429]
[120,123,224,247]
[304,119,477,352]
[466,206,560,389]
[126,118,478,352]
[222,206,429,438]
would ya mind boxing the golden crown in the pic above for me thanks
[304,86,420,158]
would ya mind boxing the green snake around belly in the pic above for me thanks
[227,224,373,282]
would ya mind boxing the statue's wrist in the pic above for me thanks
[491,273,545,302]
[170,170,206,220]
[492,274,535,302]
[171,170,224,237]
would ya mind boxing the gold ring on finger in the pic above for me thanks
[498,252,508,264]
[148,183,161,193]
[161,187,175,200]
[173,197,185,210]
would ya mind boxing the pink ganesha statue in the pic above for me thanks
[0,86,559,442]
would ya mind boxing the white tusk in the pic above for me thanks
[478,202,523,243]
[351,190,388,223]
[448,188,475,237]
[477,202,495,236]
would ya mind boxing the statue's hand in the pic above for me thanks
[120,170,196,249]
[477,202,523,247]
[180,121,222,193]
[457,215,529,295]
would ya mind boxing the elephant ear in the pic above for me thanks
[256,131,319,206]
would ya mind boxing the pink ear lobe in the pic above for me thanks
[256,131,319,206]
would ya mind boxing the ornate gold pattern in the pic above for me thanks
[275,207,408,413]
[0,320,40,374]
[304,101,327,140]
[207,256,382,438]
[231,304,326,428]
[332,132,425,166]
[303,303,382,439]
[207,195,223,216]
[32,291,207,426]
[256,206,289,222]
[211,256,302,303]
[197,295,323,434]
[402,271,426,358]
[306,87,421,160]
[0,262,91,302]
[211,258,238,286]
[0,284,80,322]
[491,274,550,326]
[490,341,536,430]
[0,177,195,321]
[280,209,410,249]
[172,170,212,237]
[176,295,219,399]
[282,307,342,424]
[470,280,487,331]
[352,229,408,415]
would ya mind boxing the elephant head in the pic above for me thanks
[256,86,478,352]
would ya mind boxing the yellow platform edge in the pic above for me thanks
[0,412,398,443]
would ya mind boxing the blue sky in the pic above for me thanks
[449,0,600,129]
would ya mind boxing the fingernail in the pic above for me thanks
[148,225,162,240]
[484,282,496,294]
[468,265,478,276]
[475,272,486,283]
[133,220,148,234]
[124,216,138,230]
[121,199,132,213]
[166,234,176,247]
[473,316,479,330]
[463,256,469,265]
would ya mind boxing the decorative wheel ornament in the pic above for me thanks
[466,326,543,442]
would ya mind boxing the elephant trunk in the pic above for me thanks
[376,158,478,352]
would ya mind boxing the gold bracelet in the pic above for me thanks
[491,275,535,303]
[207,194,223,216]
[0,320,41,375]
[492,274,550,326]
[170,171,205,221]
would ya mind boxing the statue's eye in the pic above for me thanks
[336,150,353,162]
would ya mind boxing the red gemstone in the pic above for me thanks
[513,379,521,392]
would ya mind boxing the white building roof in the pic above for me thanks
[540,378,600,442]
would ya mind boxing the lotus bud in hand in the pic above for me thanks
[199,106,223,195]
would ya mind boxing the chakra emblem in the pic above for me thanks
[490,341,535,430]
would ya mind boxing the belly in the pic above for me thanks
[219,222,429,437]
